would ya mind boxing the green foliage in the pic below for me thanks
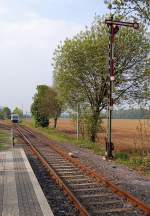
[31,85,62,128]
[13,107,23,118]
[105,0,150,24]
[115,152,129,160]
[2,107,11,119]
[53,16,149,142]
[36,116,49,128]
[0,107,11,119]
[115,152,150,175]
[31,85,51,127]
[0,112,4,120]
[76,107,105,140]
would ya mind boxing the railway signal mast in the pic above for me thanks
[105,16,139,159]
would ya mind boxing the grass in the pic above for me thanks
[22,120,104,155]
[0,129,10,150]
[115,151,150,176]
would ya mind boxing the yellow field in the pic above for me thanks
[54,119,150,152]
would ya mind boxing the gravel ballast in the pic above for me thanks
[27,151,78,216]
[26,128,150,206]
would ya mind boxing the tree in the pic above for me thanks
[105,0,150,24]
[53,16,150,142]
[45,86,62,128]
[13,107,23,118]
[31,85,51,127]
[1,107,11,119]
[31,85,62,128]
[0,112,4,119]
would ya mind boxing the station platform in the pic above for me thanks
[0,148,54,216]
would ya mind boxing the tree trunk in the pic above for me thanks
[90,108,100,142]
[54,117,57,128]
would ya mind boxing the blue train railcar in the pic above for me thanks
[11,114,19,123]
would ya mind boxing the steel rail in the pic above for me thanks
[16,127,90,216]
[17,126,150,216]
[45,142,150,215]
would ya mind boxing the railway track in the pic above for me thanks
[16,125,150,216]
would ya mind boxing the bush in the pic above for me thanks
[35,116,49,127]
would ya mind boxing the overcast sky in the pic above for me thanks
[0,0,108,113]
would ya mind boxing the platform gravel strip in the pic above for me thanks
[2,151,19,216]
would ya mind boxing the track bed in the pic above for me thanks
[15,125,150,216]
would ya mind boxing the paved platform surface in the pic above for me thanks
[0,148,54,216]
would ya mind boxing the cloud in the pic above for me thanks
[0,17,82,47]
[0,0,107,112]
[0,17,83,112]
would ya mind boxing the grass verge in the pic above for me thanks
[115,152,150,176]
[22,120,104,155]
